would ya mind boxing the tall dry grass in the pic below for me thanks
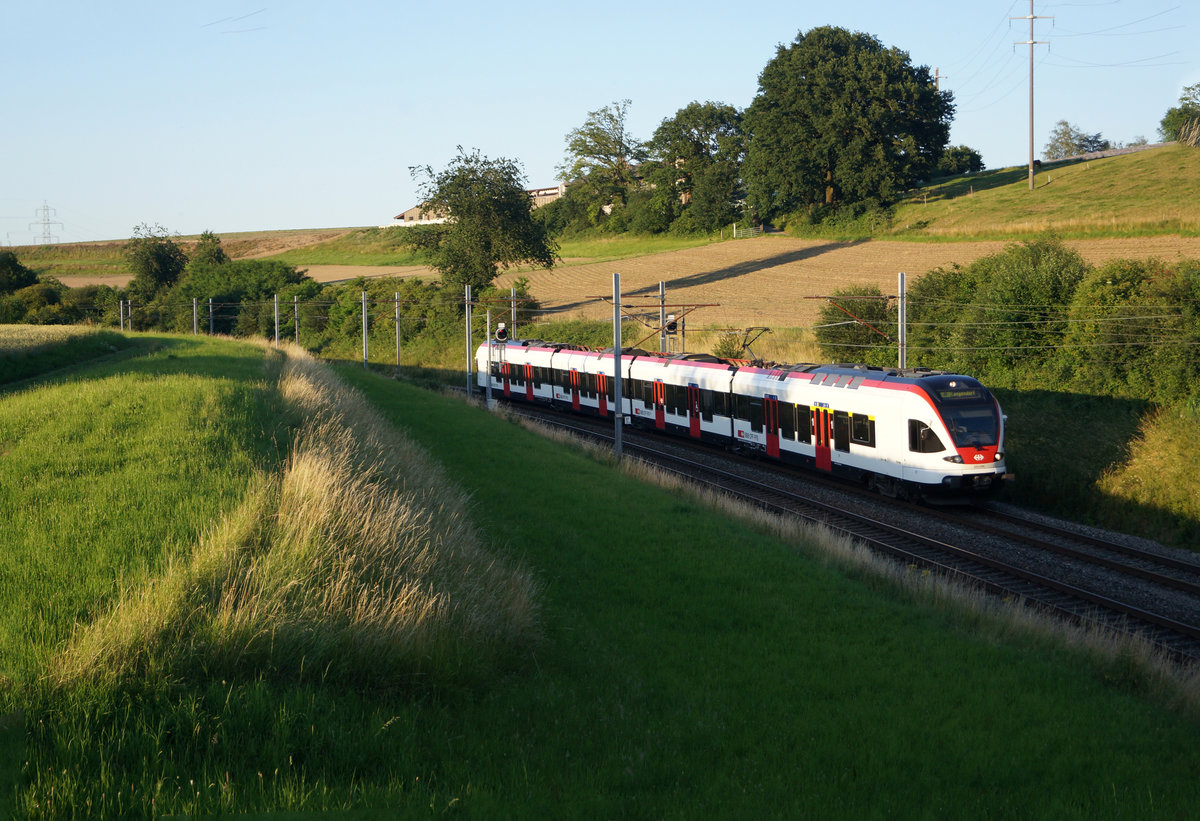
[53,343,540,690]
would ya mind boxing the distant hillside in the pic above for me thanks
[9,143,1199,288]
[889,144,1200,239]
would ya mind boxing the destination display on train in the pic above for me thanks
[936,388,985,401]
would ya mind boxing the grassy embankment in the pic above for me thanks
[1,332,537,816]
[3,331,1200,816]
[7,242,127,282]
[889,144,1200,240]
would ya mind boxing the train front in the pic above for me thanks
[921,375,1009,496]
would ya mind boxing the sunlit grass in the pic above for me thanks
[52,344,540,691]
[556,232,717,262]
[1096,403,1200,545]
[0,325,132,385]
[891,145,1200,240]
[0,336,284,680]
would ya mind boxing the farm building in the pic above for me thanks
[393,183,565,226]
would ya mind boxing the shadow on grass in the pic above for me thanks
[919,166,1032,203]
[544,242,856,315]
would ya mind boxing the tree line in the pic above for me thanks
[538,26,967,239]
[812,237,1200,407]
[0,227,535,363]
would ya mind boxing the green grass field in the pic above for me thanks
[4,335,1200,817]
[891,144,1200,239]
[0,326,134,386]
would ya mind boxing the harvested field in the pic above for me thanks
[56,234,1200,330]
[499,235,1200,330]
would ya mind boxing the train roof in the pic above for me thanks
[492,339,987,388]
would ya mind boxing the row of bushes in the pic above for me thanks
[814,237,1200,406]
[1,247,537,368]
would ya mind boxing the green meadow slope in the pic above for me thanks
[891,143,1200,239]
[2,336,1199,817]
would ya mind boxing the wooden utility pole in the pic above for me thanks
[1014,0,1052,191]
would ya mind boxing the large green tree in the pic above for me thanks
[647,101,745,232]
[124,223,188,301]
[556,99,648,220]
[403,148,557,292]
[1159,83,1200,143]
[743,26,952,222]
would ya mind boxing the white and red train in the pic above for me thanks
[476,340,1009,499]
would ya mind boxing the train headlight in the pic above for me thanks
[994,452,1004,462]
[943,454,963,464]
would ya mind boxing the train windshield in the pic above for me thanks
[929,382,1000,448]
[941,406,999,447]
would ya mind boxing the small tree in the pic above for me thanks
[1158,83,1200,143]
[1043,121,1110,160]
[403,148,558,293]
[191,230,230,266]
[936,145,985,176]
[125,223,188,301]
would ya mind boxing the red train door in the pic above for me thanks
[524,363,534,401]
[813,407,832,471]
[687,384,701,438]
[764,396,780,458]
[501,362,511,397]
[653,380,666,429]
[570,370,580,411]
[597,373,609,417]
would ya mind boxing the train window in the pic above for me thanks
[796,404,812,443]
[833,410,851,452]
[780,403,796,439]
[851,414,876,447]
[748,398,763,433]
[701,389,715,422]
[716,391,729,418]
[669,384,684,415]
[908,420,945,453]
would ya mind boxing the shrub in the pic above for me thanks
[0,251,38,294]
[813,284,897,366]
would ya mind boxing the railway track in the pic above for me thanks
[499,400,1200,664]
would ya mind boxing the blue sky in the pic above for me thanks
[3,0,1195,244]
